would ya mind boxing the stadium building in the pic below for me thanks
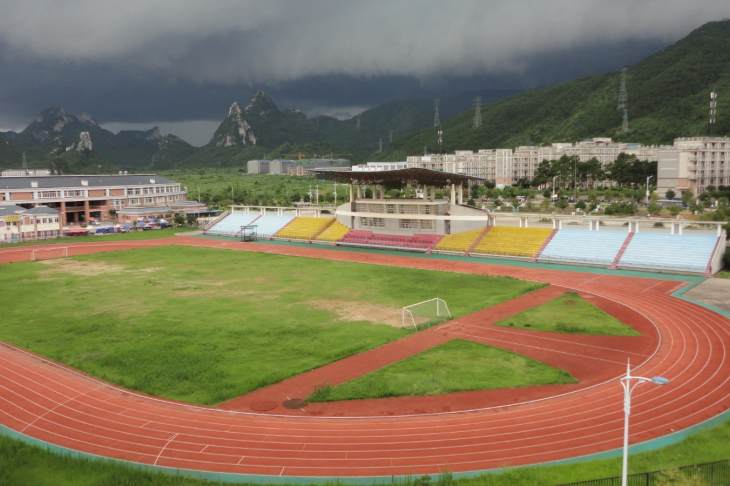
[204,167,727,275]
[0,174,203,226]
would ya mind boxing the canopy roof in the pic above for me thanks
[311,167,482,187]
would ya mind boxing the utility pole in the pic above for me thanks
[473,96,482,129]
[617,67,629,133]
[709,89,718,135]
[433,98,441,128]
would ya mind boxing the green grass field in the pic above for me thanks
[309,339,576,401]
[0,246,539,404]
[497,292,639,336]
[2,413,729,486]
[717,270,730,279]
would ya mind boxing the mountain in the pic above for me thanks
[380,20,730,160]
[0,108,195,172]
[191,88,516,165]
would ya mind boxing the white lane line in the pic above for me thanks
[154,433,178,465]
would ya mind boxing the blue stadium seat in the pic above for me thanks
[617,232,718,273]
[538,229,628,266]
[250,214,295,237]
[206,213,260,236]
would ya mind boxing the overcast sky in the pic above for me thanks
[1,0,729,144]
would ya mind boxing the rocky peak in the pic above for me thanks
[228,102,242,116]
[211,100,257,147]
[244,90,277,115]
[65,131,93,152]
[146,126,163,141]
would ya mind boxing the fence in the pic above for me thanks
[558,459,730,485]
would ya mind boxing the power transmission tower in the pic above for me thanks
[473,96,482,129]
[22,152,28,172]
[355,116,361,131]
[378,138,383,153]
[389,129,393,143]
[617,67,629,133]
[433,98,441,128]
[436,128,443,153]
[709,89,718,134]
[424,145,428,155]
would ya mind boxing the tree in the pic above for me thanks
[665,189,676,200]
[681,190,694,206]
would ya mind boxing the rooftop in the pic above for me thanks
[0,174,175,190]
[312,167,483,187]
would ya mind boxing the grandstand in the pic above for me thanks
[435,228,485,253]
[205,212,260,237]
[340,231,441,251]
[316,220,351,242]
[617,232,720,274]
[276,217,335,240]
[206,168,726,275]
[472,227,554,258]
[539,229,628,266]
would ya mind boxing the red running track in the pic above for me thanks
[0,237,729,480]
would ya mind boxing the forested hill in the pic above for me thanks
[379,20,730,160]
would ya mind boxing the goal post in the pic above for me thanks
[30,246,69,261]
[401,297,452,330]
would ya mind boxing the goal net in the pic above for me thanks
[401,297,452,330]
[31,246,69,261]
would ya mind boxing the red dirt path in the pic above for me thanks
[1,236,729,479]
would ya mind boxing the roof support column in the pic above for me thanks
[83,199,90,223]
[457,183,464,205]
[60,200,67,227]
[450,184,456,205]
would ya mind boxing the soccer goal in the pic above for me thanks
[401,297,452,330]
[30,246,69,261]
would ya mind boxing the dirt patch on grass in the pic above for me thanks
[38,259,133,277]
[309,299,417,328]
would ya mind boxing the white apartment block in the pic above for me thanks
[407,137,730,194]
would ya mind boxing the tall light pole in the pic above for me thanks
[552,175,558,200]
[645,176,653,205]
[620,359,669,486]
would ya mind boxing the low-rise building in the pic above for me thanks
[0,205,60,243]
[0,174,189,225]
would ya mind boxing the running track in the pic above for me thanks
[0,237,729,480]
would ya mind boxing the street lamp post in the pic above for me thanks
[552,175,558,200]
[645,176,653,206]
[620,359,669,486]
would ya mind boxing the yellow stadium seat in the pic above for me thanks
[315,221,351,242]
[275,217,335,240]
[435,228,485,253]
[472,226,553,258]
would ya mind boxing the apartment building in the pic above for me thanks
[0,174,190,225]
[407,137,730,193]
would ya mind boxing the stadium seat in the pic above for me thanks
[339,231,441,250]
[253,214,296,238]
[435,228,485,253]
[539,228,628,265]
[617,232,718,273]
[206,212,260,236]
[275,217,335,240]
[315,221,351,242]
[472,226,552,258]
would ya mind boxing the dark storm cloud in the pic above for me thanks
[0,0,728,139]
